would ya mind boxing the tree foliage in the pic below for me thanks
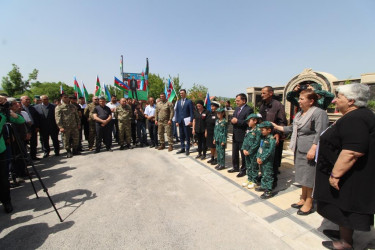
[1,64,38,96]
[26,81,74,101]
[147,73,183,101]
[187,83,207,101]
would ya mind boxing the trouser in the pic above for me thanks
[29,126,38,158]
[88,121,96,148]
[158,121,172,145]
[111,119,119,142]
[136,121,147,144]
[62,128,79,151]
[131,89,138,100]
[216,143,226,166]
[118,121,131,146]
[196,132,206,155]
[40,130,60,154]
[148,121,158,146]
[0,151,10,204]
[260,160,274,191]
[131,121,137,144]
[232,141,246,172]
[95,123,112,150]
[246,153,259,182]
[82,118,89,141]
[273,140,284,184]
[179,123,192,151]
[11,140,28,177]
[172,121,179,141]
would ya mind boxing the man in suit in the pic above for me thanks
[21,96,40,160]
[129,76,138,101]
[228,93,253,177]
[174,89,194,155]
[34,95,60,158]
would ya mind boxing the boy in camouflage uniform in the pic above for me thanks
[155,93,174,151]
[55,94,81,158]
[84,97,99,150]
[241,114,262,189]
[255,121,276,199]
[115,98,133,150]
[213,108,227,170]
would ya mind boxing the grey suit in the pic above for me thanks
[284,107,329,188]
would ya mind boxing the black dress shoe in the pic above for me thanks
[176,150,186,154]
[236,171,246,178]
[322,240,353,250]
[3,201,13,213]
[227,168,239,173]
[120,145,126,150]
[32,157,41,161]
[214,164,220,170]
[106,148,113,152]
[195,154,202,159]
[322,230,340,240]
[210,159,217,165]
[217,165,226,171]
[291,203,303,209]
[207,158,213,163]
[260,190,273,199]
[185,151,190,156]
[200,155,206,160]
[297,208,314,216]
[150,144,155,148]
[43,152,49,158]
[54,151,60,156]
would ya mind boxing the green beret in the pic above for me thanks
[245,113,262,121]
[259,121,273,129]
[310,83,322,91]
[34,95,40,99]
[216,107,225,112]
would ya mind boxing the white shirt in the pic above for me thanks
[21,111,31,123]
[144,104,156,117]
[80,103,87,109]
[106,102,120,119]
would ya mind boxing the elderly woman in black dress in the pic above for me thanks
[273,89,329,215]
[206,101,220,165]
[313,83,375,249]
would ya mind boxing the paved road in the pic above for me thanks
[0,146,290,249]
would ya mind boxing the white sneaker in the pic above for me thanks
[242,181,250,187]
[247,182,255,189]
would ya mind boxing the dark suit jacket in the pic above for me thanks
[34,103,58,133]
[232,104,253,143]
[22,104,39,130]
[130,79,137,90]
[175,99,194,125]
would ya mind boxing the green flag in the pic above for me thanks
[95,76,101,96]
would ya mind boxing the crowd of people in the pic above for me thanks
[0,82,374,249]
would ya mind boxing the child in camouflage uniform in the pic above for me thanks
[213,108,227,170]
[255,121,276,199]
[241,114,262,189]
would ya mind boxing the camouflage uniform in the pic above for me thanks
[213,118,227,166]
[84,102,97,149]
[114,104,132,146]
[55,103,80,151]
[256,134,276,191]
[241,125,261,183]
[155,100,174,145]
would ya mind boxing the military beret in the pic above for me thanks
[211,101,220,107]
[34,95,40,99]
[258,121,273,129]
[245,113,262,121]
[216,107,225,112]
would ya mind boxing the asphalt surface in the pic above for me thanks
[0,145,291,249]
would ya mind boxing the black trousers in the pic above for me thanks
[196,132,206,155]
[0,151,10,204]
[232,141,246,172]
[131,121,137,144]
[29,126,38,158]
[40,129,60,154]
[273,140,284,184]
[95,123,112,150]
[148,121,158,146]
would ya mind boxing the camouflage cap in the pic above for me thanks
[245,113,262,121]
[258,121,273,129]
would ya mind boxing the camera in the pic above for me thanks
[299,82,308,91]
[0,101,11,118]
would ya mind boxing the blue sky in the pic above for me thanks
[1,0,374,97]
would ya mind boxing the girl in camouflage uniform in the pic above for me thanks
[213,108,227,170]
[241,114,262,189]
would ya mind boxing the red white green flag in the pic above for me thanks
[95,75,102,96]
[83,83,89,101]
[74,77,83,98]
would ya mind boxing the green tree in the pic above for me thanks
[147,73,165,99]
[25,81,74,102]
[1,64,38,96]
[187,83,207,101]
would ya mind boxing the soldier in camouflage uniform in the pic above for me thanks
[255,121,276,199]
[84,96,99,150]
[155,93,174,151]
[55,93,81,158]
[213,108,228,170]
[115,98,133,150]
[241,114,262,189]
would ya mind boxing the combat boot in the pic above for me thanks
[66,150,73,158]
[168,145,173,152]
[158,143,165,150]
[120,145,126,150]
[73,149,81,155]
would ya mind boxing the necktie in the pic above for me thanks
[237,107,241,117]
[181,99,185,107]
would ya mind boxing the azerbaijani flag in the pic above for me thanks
[95,75,101,96]
[83,83,89,101]
[143,58,149,91]
[164,81,168,97]
[167,79,176,102]
[74,77,83,98]
[114,77,130,91]
[104,84,111,102]
[204,92,211,111]
[139,71,145,90]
